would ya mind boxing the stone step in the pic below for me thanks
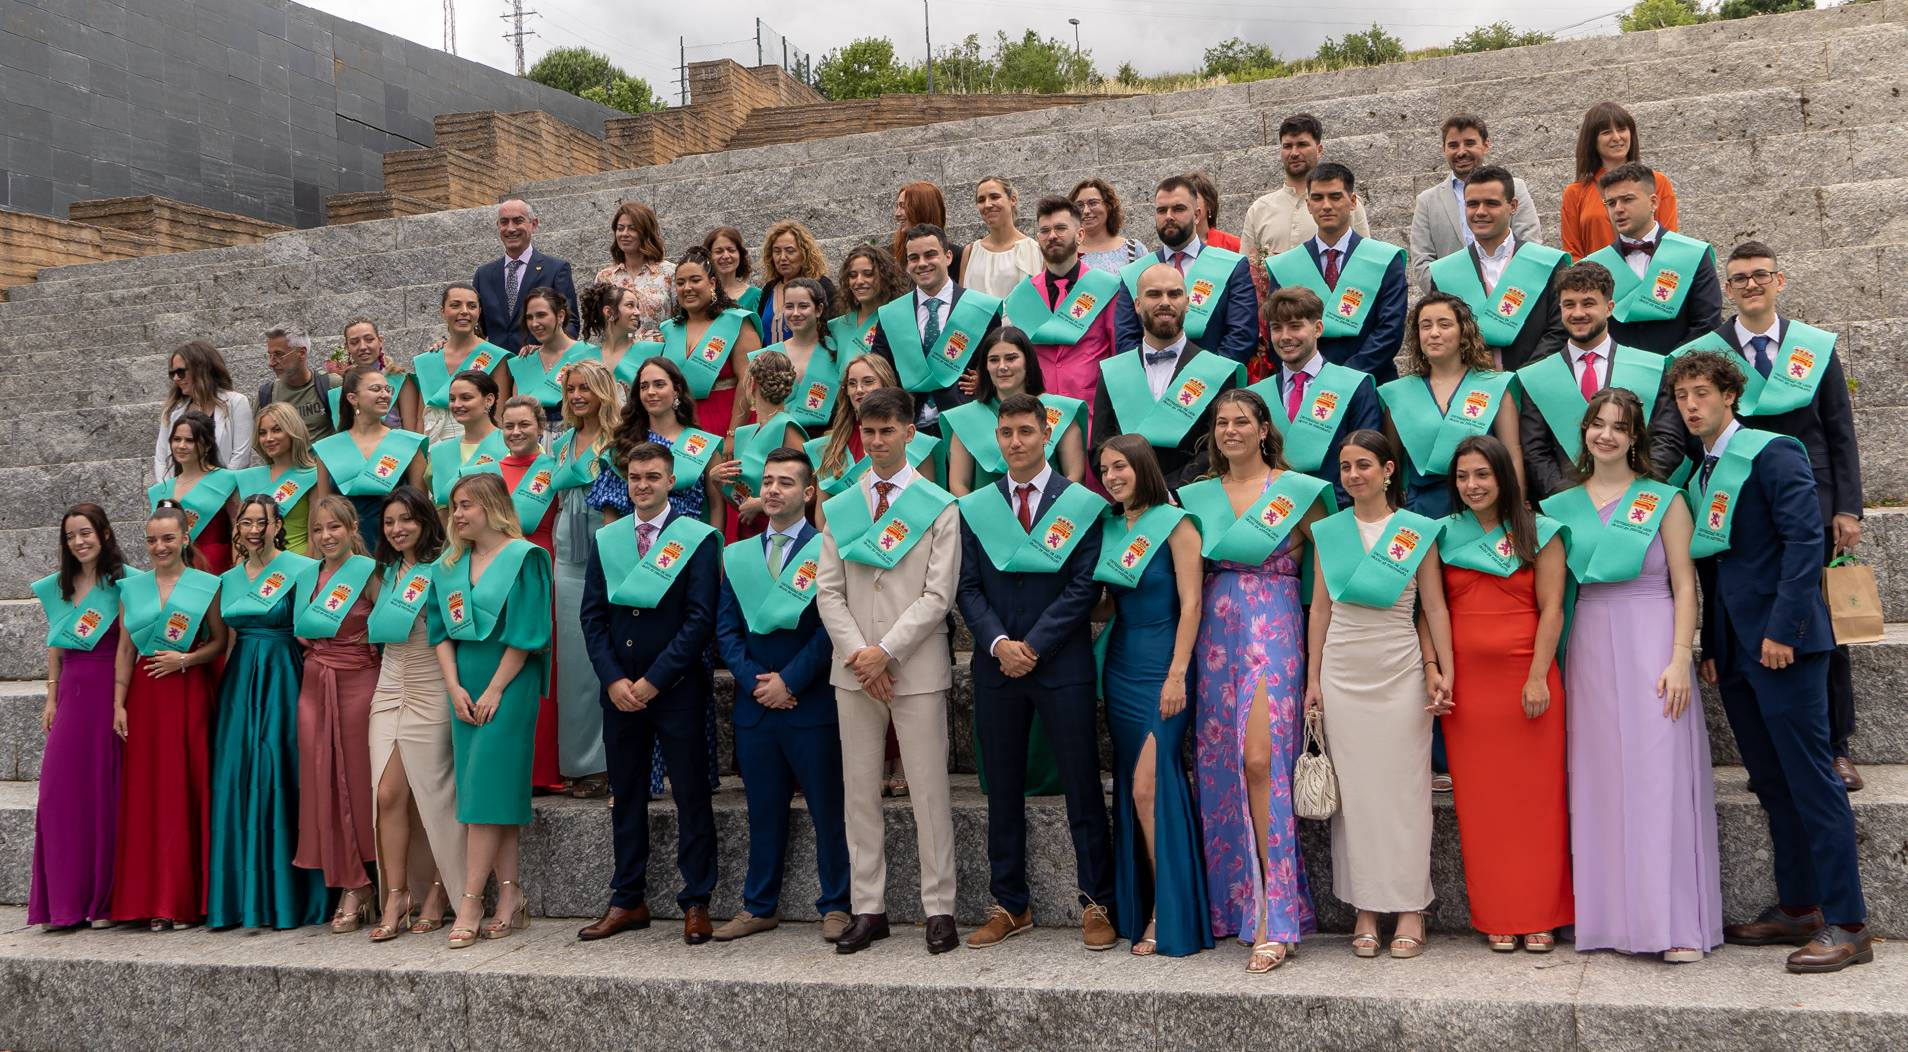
[2,909,1904,1052]
[0,762,1903,936]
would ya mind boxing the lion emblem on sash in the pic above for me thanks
[402,574,429,603]
[942,331,970,362]
[184,509,200,531]
[1387,527,1421,562]
[862,326,878,348]
[1496,288,1527,317]
[1627,491,1660,524]
[373,454,400,479]
[1120,536,1150,568]
[1786,347,1816,380]
[74,610,101,639]
[804,382,830,412]
[1651,270,1680,303]
[1043,516,1076,551]
[1462,390,1492,419]
[1310,390,1340,422]
[446,591,467,624]
[877,519,910,551]
[323,582,353,611]
[792,559,819,592]
[1175,377,1207,407]
[1494,535,1516,559]
[257,571,286,599]
[272,479,299,503]
[654,540,686,569]
[1188,279,1214,308]
[1045,406,1063,429]
[528,470,552,496]
[701,337,727,363]
[469,352,494,371]
[1068,293,1097,320]
[164,611,191,642]
[681,434,709,457]
[1335,288,1363,319]
[1706,492,1729,530]
[1260,495,1296,528]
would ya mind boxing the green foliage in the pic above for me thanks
[1115,61,1142,86]
[1619,0,1711,31]
[1717,0,1813,17]
[816,37,918,99]
[1201,37,1281,78]
[525,46,662,113]
[992,29,1097,92]
[1315,23,1406,68]
[1449,21,1556,53]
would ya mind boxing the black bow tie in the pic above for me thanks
[1619,237,1654,256]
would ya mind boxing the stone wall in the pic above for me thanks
[725,92,1113,152]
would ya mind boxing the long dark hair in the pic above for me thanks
[160,340,235,421]
[972,327,1048,404]
[614,357,699,457]
[1574,100,1640,183]
[700,228,751,280]
[337,364,387,431]
[1201,389,1287,479]
[231,493,288,562]
[1342,428,1401,508]
[672,246,738,322]
[1448,434,1538,565]
[782,277,835,343]
[168,410,223,473]
[450,369,501,425]
[57,503,128,600]
[520,286,571,347]
[836,243,906,313]
[1096,434,1170,516]
[1573,387,1655,480]
[377,485,446,568]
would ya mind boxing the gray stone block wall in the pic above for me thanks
[0,0,624,228]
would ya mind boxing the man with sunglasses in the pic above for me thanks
[1673,241,1865,791]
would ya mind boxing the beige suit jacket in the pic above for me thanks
[816,473,962,696]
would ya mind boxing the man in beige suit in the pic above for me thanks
[815,386,963,955]
[1408,114,1543,290]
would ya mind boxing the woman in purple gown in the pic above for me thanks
[28,504,130,929]
[1538,389,1722,962]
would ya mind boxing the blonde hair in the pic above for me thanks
[500,395,545,427]
[761,220,829,283]
[251,401,317,468]
[821,354,899,480]
[441,473,525,565]
[308,495,371,558]
[558,359,620,463]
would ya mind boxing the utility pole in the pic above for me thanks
[756,18,764,66]
[442,0,457,54]
[500,0,537,75]
[679,36,687,106]
[924,0,934,94]
[1068,18,1081,55]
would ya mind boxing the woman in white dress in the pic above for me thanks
[957,175,1041,300]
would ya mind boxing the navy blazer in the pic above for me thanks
[1690,429,1835,667]
[1113,247,1260,365]
[1705,317,1862,523]
[474,246,580,354]
[956,475,1103,691]
[868,283,1001,427]
[1606,242,1722,355]
[1518,345,1689,501]
[1266,233,1409,384]
[714,522,837,730]
[1266,365,1382,508]
[579,510,719,706]
[1427,245,1567,371]
[1088,343,1239,490]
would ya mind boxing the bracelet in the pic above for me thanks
[1423,660,1440,669]
[1672,642,1694,651]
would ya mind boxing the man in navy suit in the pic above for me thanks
[1250,287,1382,508]
[1113,175,1260,365]
[473,196,579,354]
[1671,352,1872,973]
[869,223,1002,434]
[956,394,1115,951]
[711,447,852,944]
[1262,162,1407,383]
[577,441,720,946]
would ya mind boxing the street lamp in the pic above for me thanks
[1068,17,1081,55]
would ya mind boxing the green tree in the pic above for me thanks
[817,37,915,99]
[1202,37,1280,77]
[1619,0,1710,31]
[930,33,993,93]
[1449,21,1556,53]
[1116,61,1142,86]
[1717,0,1812,18]
[993,29,1096,92]
[525,46,663,113]
[1316,23,1406,67]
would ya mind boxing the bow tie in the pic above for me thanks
[1143,347,1179,366]
[1619,237,1654,255]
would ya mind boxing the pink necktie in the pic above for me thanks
[1286,371,1308,422]
[1578,351,1601,401]
[636,522,657,557]
[1171,251,1189,275]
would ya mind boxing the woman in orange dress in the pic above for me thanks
[1439,435,1573,952]
[1559,101,1678,260]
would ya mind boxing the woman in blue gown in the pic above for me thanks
[1094,435,1212,958]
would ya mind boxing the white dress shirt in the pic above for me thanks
[1140,335,1190,399]
[634,505,671,534]
[762,517,805,572]
[1703,418,1743,465]
[1281,350,1324,402]
[1160,235,1205,272]
[1621,223,1661,278]
[1476,233,1518,293]
[1734,315,1781,349]
[1311,229,1355,261]
[988,462,1056,657]
[915,283,955,339]
[1566,333,1614,392]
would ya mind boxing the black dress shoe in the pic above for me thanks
[834,912,891,954]
[925,914,959,954]
[1724,905,1824,946]
[578,905,651,941]
[1786,925,1876,973]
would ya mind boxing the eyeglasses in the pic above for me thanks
[1724,269,1779,289]
[169,368,189,379]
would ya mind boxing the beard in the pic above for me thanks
[1142,309,1184,341]
[1157,219,1191,249]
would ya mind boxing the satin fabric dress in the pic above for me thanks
[369,615,467,905]
[110,649,214,923]
[28,623,122,926]
[293,578,380,888]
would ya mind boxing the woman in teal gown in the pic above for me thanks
[1094,436,1213,958]
[206,494,327,929]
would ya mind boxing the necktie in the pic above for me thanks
[768,532,790,573]
[921,298,943,350]
[1749,335,1774,378]
[1016,483,1036,532]
[636,522,657,558]
[1286,371,1309,423]
[505,258,524,310]
[1578,351,1601,401]
[873,480,895,519]
[1143,346,1178,366]
[1699,454,1719,491]
[1322,248,1341,290]
[1046,275,1068,310]
[1171,251,1189,275]
[1619,238,1654,256]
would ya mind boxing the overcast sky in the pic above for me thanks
[302,0,1647,100]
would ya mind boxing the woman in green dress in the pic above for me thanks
[313,365,429,542]
[549,361,619,798]
[206,493,327,929]
[235,403,319,556]
[510,287,593,445]
[433,472,553,948]
[943,327,1087,496]
[427,371,506,507]
[415,282,514,443]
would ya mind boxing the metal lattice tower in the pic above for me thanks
[500,0,537,75]
[442,0,457,54]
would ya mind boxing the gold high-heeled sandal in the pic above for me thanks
[331,886,375,934]
[482,880,529,939]
[410,881,447,934]
[370,889,415,943]
[448,893,485,949]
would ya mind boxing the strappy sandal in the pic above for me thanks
[1391,913,1428,959]
[331,885,375,934]
[1247,941,1289,973]
[1662,947,1702,964]
[370,889,415,943]
[1523,931,1555,954]
[1351,930,1381,958]
[448,893,485,949]
[410,882,448,934]
[1487,933,1518,953]
[482,880,529,939]
[1131,919,1158,957]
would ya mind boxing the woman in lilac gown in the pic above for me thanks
[1539,389,1722,962]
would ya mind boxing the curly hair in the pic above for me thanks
[671,247,738,322]
[580,281,638,344]
[835,243,906,313]
[1402,292,1494,375]
[761,220,829,285]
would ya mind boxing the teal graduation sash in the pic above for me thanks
[732,414,806,495]
[1179,471,1333,564]
[662,309,754,399]
[876,289,1003,393]
[1428,243,1568,347]
[506,341,596,407]
[1379,370,1516,478]
[941,394,1084,482]
[821,478,956,569]
[595,515,719,609]
[1583,231,1712,323]
[1515,347,1666,461]
[1541,478,1679,584]
[1438,510,1564,577]
[1672,321,1835,417]
[1686,429,1798,558]
[1092,505,1186,587]
[293,554,376,638]
[805,433,940,497]
[313,429,428,498]
[427,429,508,505]
[583,341,664,389]
[506,454,561,533]
[31,573,122,651]
[326,371,414,428]
[1100,349,1241,448]
[721,531,824,634]
[1002,268,1121,344]
[737,286,763,313]
[956,480,1107,573]
[146,470,238,543]
[120,568,220,655]
[755,343,840,431]
[1313,507,1443,609]
[413,343,507,409]
[663,428,723,493]
[1120,246,1244,342]
[367,560,439,644]
[232,464,317,517]
[1249,362,1371,473]
[826,312,880,360]
[434,538,539,641]
[218,551,317,619]
[550,429,611,493]
[1266,238,1404,339]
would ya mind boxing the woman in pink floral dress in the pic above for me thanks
[593,202,675,340]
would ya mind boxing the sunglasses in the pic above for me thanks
[169,368,189,379]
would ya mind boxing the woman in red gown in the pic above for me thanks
[499,397,566,794]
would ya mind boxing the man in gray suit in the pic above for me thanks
[1409,115,1544,290]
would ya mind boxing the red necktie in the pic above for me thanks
[1322,248,1341,290]
[1171,251,1189,275]
[1016,483,1036,532]
[1286,371,1308,422]
[873,481,895,519]
[1578,351,1601,401]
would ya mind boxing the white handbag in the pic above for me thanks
[1292,709,1339,820]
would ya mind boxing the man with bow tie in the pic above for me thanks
[1580,163,1722,355]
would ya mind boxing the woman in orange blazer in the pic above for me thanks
[1559,102,1678,260]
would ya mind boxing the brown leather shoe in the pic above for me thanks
[925,914,959,954]
[1786,926,1876,973]
[820,911,853,943]
[1082,902,1117,951]
[1725,905,1824,946]
[965,904,1033,948]
[1834,756,1864,792]
[834,912,890,954]
[683,905,713,945]
[577,905,650,942]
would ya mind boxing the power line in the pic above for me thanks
[499,0,537,75]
